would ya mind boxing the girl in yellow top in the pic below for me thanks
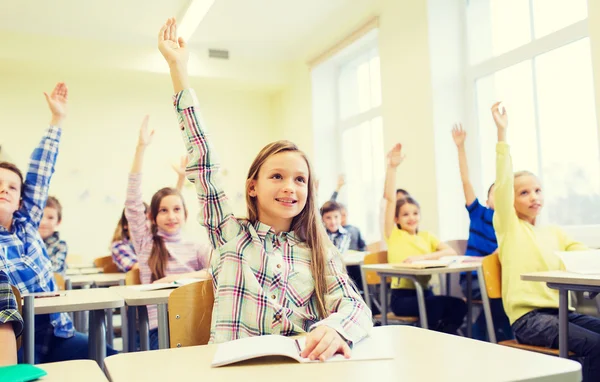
[492,102,600,382]
[384,144,466,335]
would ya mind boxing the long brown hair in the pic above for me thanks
[111,203,149,243]
[148,188,188,281]
[245,140,330,319]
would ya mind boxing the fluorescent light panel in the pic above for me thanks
[178,0,216,41]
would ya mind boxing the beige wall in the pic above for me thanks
[0,62,276,260]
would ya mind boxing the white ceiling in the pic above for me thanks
[0,0,379,86]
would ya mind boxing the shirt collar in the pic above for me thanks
[252,220,300,247]
[44,231,61,245]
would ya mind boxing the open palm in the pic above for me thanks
[491,102,508,130]
[451,124,467,146]
[137,115,154,147]
[387,144,405,168]
[158,17,189,66]
[44,82,68,120]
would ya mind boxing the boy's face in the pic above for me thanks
[39,207,61,240]
[322,210,341,233]
[514,175,543,223]
[0,168,22,226]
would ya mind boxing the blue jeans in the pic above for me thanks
[134,328,159,351]
[460,277,513,342]
[18,315,118,364]
[390,288,467,335]
[512,309,600,382]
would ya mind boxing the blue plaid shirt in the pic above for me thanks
[0,125,74,338]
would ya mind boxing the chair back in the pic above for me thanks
[482,253,502,299]
[363,251,389,285]
[366,241,383,253]
[10,285,22,350]
[93,255,120,273]
[446,239,468,256]
[125,264,141,285]
[168,280,214,348]
[53,272,66,291]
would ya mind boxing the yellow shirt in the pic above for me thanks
[494,142,587,324]
[385,228,440,289]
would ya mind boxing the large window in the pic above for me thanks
[467,0,600,227]
[337,48,384,243]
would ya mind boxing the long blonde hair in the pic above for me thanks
[245,140,330,319]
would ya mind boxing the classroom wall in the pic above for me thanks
[0,62,276,261]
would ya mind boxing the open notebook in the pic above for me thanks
[391,256,473,269]
[130,278,209,291]
[211,328,394,367]
[556,250,600,275]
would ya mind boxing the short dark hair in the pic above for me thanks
[320,200,342,217]
[0,162,24,198]
[45,196,63,222]
[396,189,410,197]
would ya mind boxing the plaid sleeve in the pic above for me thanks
[111,241,138,272]
[174,89,242,249]
[0,271,24,338]
[49,240,68,274]
[20,126,61,226]
[309,251,373,344]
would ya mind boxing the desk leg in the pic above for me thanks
[121,306,128,352]
[380,277,388,326]
[138,306,150,351]
[23,295,35,364]
[360,265,370,310]
[477,266,496,343]
[89,309,107,368]
[105,309,114,348]
[157,304,170,349]
[559,288,569,358]
[414,280,428,329]
[466,272,473,338]
[127,306,137,352]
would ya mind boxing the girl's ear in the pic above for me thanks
[247,179,257,197]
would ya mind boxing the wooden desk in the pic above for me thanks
[67,273,126,288]
[521,271,600,358]
[67,263,96,270]
[22,288,124,367]
[104,326,581,382]
[66,268,103,276]
[361,263,496,342]
[342,251,366,266]
[111,286,175,351]
[38,360,108,382]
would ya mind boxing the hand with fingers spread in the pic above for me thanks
[451,123,467,148]
[300,326,351,361]
[137,115,154,148]
[45,82,68,126]
[158,17,190,93]
[387,143,405,169]
[491,102,508,142]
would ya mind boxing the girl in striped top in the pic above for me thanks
[157,17,372,361]
[124,115,211,350]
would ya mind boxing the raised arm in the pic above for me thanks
[492,102,518,234]
[384,144,404,240]
[21,83,68,226]
[172,155,188,192]
[124,116,153,253]
[330,175,345,201]
[158,17,241,248]
[452,124,476,206]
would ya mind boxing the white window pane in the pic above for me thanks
[489,0,531,56]
[342,117,384,243]
[357,61,371,114]
[370,55,382,108]
[338,64,359,120]
[476,60,537,191]
[532,0,587,39]
[534,38,600,225]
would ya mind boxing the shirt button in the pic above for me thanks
[271,294,276,300]
[276,264,281,269]
[275,314,281,320]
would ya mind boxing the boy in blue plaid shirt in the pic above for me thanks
[0,83,116,363]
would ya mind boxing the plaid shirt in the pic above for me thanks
[327,226,351,254]
[44,231,68,275]
[111,239,138,272]
[175,89,372,344]
[0,126,74,338]
[0,270,23,337]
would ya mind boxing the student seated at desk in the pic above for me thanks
[0,83,117,363]
[329,175,367,252]
[157,16,372,361]
[0,270,23,366]
[39,196,68,275]
[383,144,466,335]
[491,102,599,382]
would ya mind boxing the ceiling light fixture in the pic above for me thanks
[178,0,216,42]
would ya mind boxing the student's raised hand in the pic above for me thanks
[171,155,189,176]
[158,17,189,67]
[491,102,508,130]
[137,115,154,147]
[336,175,346,191]
[45,82,68,126]
[301,326,351,361]
[387,144,405,169]
[451,123,466,147]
